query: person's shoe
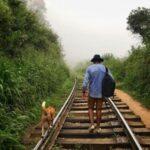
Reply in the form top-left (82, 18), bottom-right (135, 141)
top-left (95, 126), bottom-right (101, 133)
top-left (88, 125), bottom-right (95, 133)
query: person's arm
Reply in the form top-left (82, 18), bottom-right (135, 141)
top-left (82, 68), bottom-right (90, 99)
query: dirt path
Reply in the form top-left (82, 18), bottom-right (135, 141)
top-left (115, 89), bottom-right (150, 128)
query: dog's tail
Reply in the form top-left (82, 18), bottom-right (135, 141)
top-left (42, 101), bottom-right (46, 109)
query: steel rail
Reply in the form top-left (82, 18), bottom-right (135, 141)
top-left (33, 79), bottom-right (77, 150)
top-left (105, 97), bottom-right (143, 150)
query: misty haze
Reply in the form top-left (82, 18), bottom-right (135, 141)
top-left (0, 0), bottom-right (150, 149)
top-left (43, 0), bottom-right (149, 66)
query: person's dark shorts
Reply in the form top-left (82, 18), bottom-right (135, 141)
top-left (88, 96), bottom-right (103, 109)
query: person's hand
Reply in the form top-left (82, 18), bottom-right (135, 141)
top-left (82, 91), bottom-right (86, 100)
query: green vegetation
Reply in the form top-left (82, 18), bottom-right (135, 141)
top-left (103, 46), bottom-right (150, 108)
top-left (74, 61), bottom-right (90, 80)
top-left (0, 1), bottom-right (149, 149)
top-left (0, 0), bottom-right (72, 149)
top-left (75, 7), bottom-right (150, 108)
top-left (127, 7), bottom-right (150, 44)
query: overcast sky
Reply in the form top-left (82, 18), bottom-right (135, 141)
top-left (44, 0), bottom-right (150, 67)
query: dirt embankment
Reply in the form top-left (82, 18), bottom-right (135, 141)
top-left (115, 89), bottom-right (150, 128)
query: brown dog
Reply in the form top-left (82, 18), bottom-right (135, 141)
top-left (40, 101), bottom-right (55, 137)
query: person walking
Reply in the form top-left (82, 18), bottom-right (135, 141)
top-left (82, 54), bottom-right (106, 133)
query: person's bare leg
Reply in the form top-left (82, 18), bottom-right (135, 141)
top-left (88, 99), bottom-right (96, 132)
top-left (88, 108), bottom-right (94, 126)
top-left (96, 99), bottom-right (103, 127)
top-left (88, 100), bottom-right (95, 126)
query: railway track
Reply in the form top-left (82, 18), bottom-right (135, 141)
top-left (32, 80), bottom-right (150, 150)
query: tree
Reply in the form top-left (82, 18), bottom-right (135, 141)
top-left (127, 7), bottom-right (150, 43)
top-left (0, 0), bottom-right (57, 57)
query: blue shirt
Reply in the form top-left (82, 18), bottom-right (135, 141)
top-left (82, 63), bottom-right (106, 98)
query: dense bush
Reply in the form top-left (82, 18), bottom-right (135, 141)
top-left (125, 7), bottom-right (150, 107)
top-left (123, 46), bottom-right (150, 106)
top-left (0, 0), bottom-right (58, 56)
top-left (0, 0), bottom-right (72, 149)
top-left (0, 50), bottom-right (69, 108)
top-left (103, 54), bottom-right (125, 81)
top-left (102, 47), bottom-right (150, 107)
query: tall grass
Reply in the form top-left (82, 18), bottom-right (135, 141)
top-left (0, 0), bottom-right (73, 149)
